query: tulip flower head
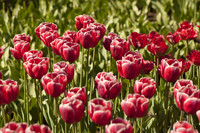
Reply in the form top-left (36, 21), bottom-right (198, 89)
top-left (103, 32), bottom-right (119, 51)
top-left (170, 121), bottom-right (198, 133)
top-left (75, 15), bottom-right (95, 30)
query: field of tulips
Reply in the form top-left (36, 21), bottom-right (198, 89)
top-left (1, 0), bottom-right (200, 133)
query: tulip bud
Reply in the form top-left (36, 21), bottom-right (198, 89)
top-left (166, 32), bottom-right (181, 44)
top-left (170, 121), bottom-right (198, 133)
top-left (128, 32), bottom-right (149, 49)
top-left (75, 15), bottom-right (94, 30)
top-left (13, 34), bottom-right (30, 43)
top-left (103, 32), bottom-right (119, 51)
top-left (23, 50), bottom-right (43, 62)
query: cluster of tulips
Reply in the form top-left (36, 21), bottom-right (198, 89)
top-left (0, 14), bottom-right (200, 132)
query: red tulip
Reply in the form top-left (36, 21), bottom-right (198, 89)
top-left (2, 122), bottom-right (28, 133)
top-left (196, 110), bottom-right (200, 123)
top-left (50, 36), bottom-right (73, 55)
top-left (41, 72), bottom-right (67, 97)
top-left (141, 60), bottom-right (154, 75)
top-left (78, 27), bottom-right (100, 49)
top-left (59, 42), bottom-right (79, 63)
top-left (88, 23), bottom-right (106, 39)
top-left (156, 53), bottom-right (174, 64)
top-left (40, 30), bottom-right (59, 47)
top-left (0, 79), bottom-right (19, 105)
top-left (178, 58), bottom-right (191, 73)
top-left (10, 40), bottom-right (30, 60)
top-left (63, 31), bottom-right (79, 43)
top-left (95, 72), bottom-right (122, 99)
top-left (166, 32), bottom-right (181, 44)
top-left (35, 22), bottom-right (57, 40)
top-left (53, 61), bottom-right (75, 83)
top-left (75, 15), bottom-right (94, 30)
top-left (147, 31), bottom-right (164, 43)
top-left (174, 79), bottom-right (193, 91)
top-left (116, 51), bottom-right (143, 79)
top-left (127, 32), bottom-right (149, 49)
top-left (25, 124), bottom-right (51, 133)
top-left (13, 34), bottom-right (30, 43)
top-left (186, 50), bottom-right (200, 66)
top-left (121, 94), bottom-right (149, 118)
top-left (147, 35), bottom-right (168, 57)
top-left (23, 50), bottom-right (43, 62)
top-left (59, 97), bottom-right (84, 124)
top-left (158, 58), bottom-right (182, 82)
top-left (105, 118), bottom-right (133, 133)
top-left (170, 121), bottom-right (198, 133)
top-left (0, 47), bottom-right (4, 59)
top-left (64, 87), bottom-right (86, 104)
top-left (103, 32), bottom-right (119, 51)
top-left (23, 57), bottom-right (49, 79)
top-left (174, 79), bottom-right (200, 114)
top-left (88, 98), bottom-right (112, 126)
top-left (134, 77), bottom-right (156, 99)
top-left (110, 38), bottom-right (130, 60)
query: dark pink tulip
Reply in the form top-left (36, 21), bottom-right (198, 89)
top-left (23, 57), bottom-right (49, 79)
top-left (10, 40), bottom-right (30, 60)
top-left (95, 72), bottom-right (122, 99)
top-left (110, 38), bottom-right (130, 60)
top-left (105, 118), bottom-right (133, 133)
top-left (147, 31), bottom-right (164, 43)
top-left (53, 61), bottom-right (75, 83)
top-left (178, 58), bottom-right (191, 73)
top-left (147, 35), bottom-right (168, 57)
top-left (174, 79), bottom-right (200, 114)
top-left (59, 42), bottom-right (79, 63)
top-left (88, 23), bottom-right (106, 39)
top-left (159, 58), bottom-right (182, 82)
top-left (2, 122), bottom-right (28, 133)
top-left (166, 32), bottom-right (181, 44)
top-left (121, 94), bottom-right (149, 118)
top-left (13, 34), bottom-right (30, 43)
top-left (75, 15), bottom-right (95, 30)
top-left (127, 32), bottom-right (149, 49)
top-left (25, 124), bottom-right (51, 133)
top-left (103, 32), bottom-right (119, 51)
top-left (35, 22), bottom-right (57, 40)
top-left (63, 31), bottom-right (79, 43)
top-left (196, 110), bottom-right (200, 123)
top-left (0, 47), bottom-right (4, 59)
top-left (116, 51), bottom-right (143, 79)
top-left (23, 50), bottom-right (43, 62)
top-left (88, 98), bottom-right (112, 126)
top-left (170, 121), bottom-right (198, 133)
top-left (41, 72), bottom-right (67, 97)
top-left (78, 27), bottom-right (100, 49)
top-left (0, 79), bottom-right (19, 105)
top-left (141, 60), bottom-right (154, 75)
top-left (64, 87), bottom-right (86, 104)
top-left (59, 97), bottom-right (84, 124)
top-left (50, 36), bottom-right (73, 55)
top-left (134, 77), bottom-right (156, 99)
top-left (40, 30), bottom-right (59, 47)
top-left (186, 50), bottom-right (200, 66)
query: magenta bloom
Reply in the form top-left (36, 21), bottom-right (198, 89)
top-left (63, 31), bottom-right (79, 43)
top-left (2, 122), bottom-right (28, 133)
top-left (13, 34), bottom-right (30, 43)
top-left (170, 121), bottom-right (198, 133)
top-left (75, 15), bottom-right (95, 30)
top-left (141, 60), bottom-right (154, 75)
top-left (25, 124), bottom-right (51, 133)
top-left (178, 58), bottom-right (191, 73)
top-left (166, 32), bottom-right (181, 44)
top-left (23, 50), bottom-right (43, 62)
top-left (103, 32), bottom-right (119, 51)
top-left (40, 30), bottom-right (59, 47)
top-left (88, 23), bottom-right (106, 39)
top-left (186, 50), bottom-right (200, 66)
top-left (128, 32), bottom-right (149, 49)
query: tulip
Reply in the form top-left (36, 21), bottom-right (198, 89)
top-left (75, 15), bottom-right (94, 30)
top-left (23, 50), bottom-right (43, 62)
top-left (41, 72), bottom-right (67, 97)
top-left (174, 79), bottom-right (193, 91)
top-left (13, 34), bottom-right (30, 43)
top-left (0, 79), bottom-right (19, 105)
top-left (105, 118), bottom-right (133, 133)
top-left (116, 51), bottom-right (143, 80)
top-left (127, 32), bottom-right (149, 49)
top-left (147, 35), bottom-right (168, 57)
top-left (35, 22), bottom-right (57, 40)
top-left (103, 32), bottom-right (119, 51)
top-left (64, 87), bottom-right (86, 104)
top-left (170, 121), bottom-right (198, 133)
top-left (88, 23), bottom-right (106, 39)
top-left (196, 110), bottom-right (200, 123)
top-left (147, 31), bottom-right (164, 43)
top-left (134, 77), bottom-right (156, 99)
top-left (25, 124), bottom-right (51, 133)
top-left (0, 47), bottom-right (4, 60)
top-left (63, 31), bottom-right (79, 43)
top-left (166, 32), bottom-right (181, 44)
top-left (178, 59), bottom-right (191, 74)
top-left (2, 122), bottom-right (28, 133)
top-left (78, 27), bottom-right (100, 49)
top-left (53, 61), bottom-right (75, 83)
top-left (40, 30), bottom-right (59, 47)
top-left (88, 98), bottom-right (112, 126)
top-left (141, 60), bottom-right (154, 75)
top-left (23, 57), bottom-right (49, 79)
top-left (156, 53), bottom-right (174, 64)
top-left (158, 58), bottom-right (182, 82)
top-left (10, 40), bottom-right (30, 60)
top-left (95, 72), bottom-right (122, 99)
top-left (59, 97), bottom-right (84, 124)
top-left (186, 50), bottom-right (200, 66)
top-left (59, 42), bottom-right (80, 63)
top-left (110, 38), bottom-right (129, 60)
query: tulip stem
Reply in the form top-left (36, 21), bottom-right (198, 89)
top-left (155, 57), bottom-right (159, 101)
top-left (72, 124), bottom-right (76, 133)
top-left (39, 80), bottom-right (43, 124)
top-left (133, 118), bottom-right (137, 133)
top-left (7, 104), bottom-right (11, 121)
top-left (34, 79), bottom-right (40, 122)
top-left (187, 115), bottom-right (191, 123)
top-left (171, 45), bottom-right (174, 57)
top-left (80, 48), bottom-right (84, 87)
top-left (86, 49), bottom-right (89, 89)
top-left (198, 66), bottom-right (200, 89)
top-left (100, 126), bottom-right (103, 133)
top-left (180, 111), bottom-right (184, 121)
top-left (65, 123), bottom-right (68, 133)
top-left (186, 40), bottom-right (189, 57)
top-left (140, 117), bottom-right (143, 133)
top-left (24, 67), bottom-right (27, 122)
top-left (110, 53), bottom-right (112, 71)
top-left (54, 97), bottom-right (58, 133)
top-left (79, 121), bottom-right (82, 133)
top-left (1, 105), bottom-right (6, 124)
top-left (165, 82), bottom-right (170, 130)
top-left (48, 47), bottom-right (52, 71)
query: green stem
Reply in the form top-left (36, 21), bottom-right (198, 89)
top-left (171, 45), bottom-right (174, 57)
top-left (180, 111), bottom-right (184, 121)
top-left (26, 71), bottom-right (29, 124)
top-left (133, 118), bottom-right (137, 133)
top-left (39, 80), bottom-right (43, 124)
top-left (1, 105), bottom-right (6, 124)
top-left (80, 48), bottom-right (84, 87)
top-left (188, 115), bottom-right (191, 123)
top-left (53, 52), bottom-right (55, 65)
top-left (79, 121), bottom-right (82, 133)
top-left (165, 82), bottom-right (170, 130)
top-left (34, 79), bottom-right (40, 122)
top-left (65, 123), bottom-right (68, 133)
top-left (114, 98), bottom-right (117, 116)
top-left (7, 104), bottom-right (11, 121)
top-left (54, 98), bottom-right (58, 133)
top-left (140, 117), bottom-right (143, 133)
top-left (72, 124), bottom-right (76, 133)
top-left (186, 40), bottom-right (189, 57)
top-left (155, 57), bottom-right (159, 101)
top-left (85, 49), bottom-right (89, 88)
top-left (110, 53), bottom-right (112, 71)
top-left (48, 47), bottom-right (52, 71)
top-left (24, 67), bottom-right (27, 120)
top-left (100, 126), bottom-right (103, 133)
